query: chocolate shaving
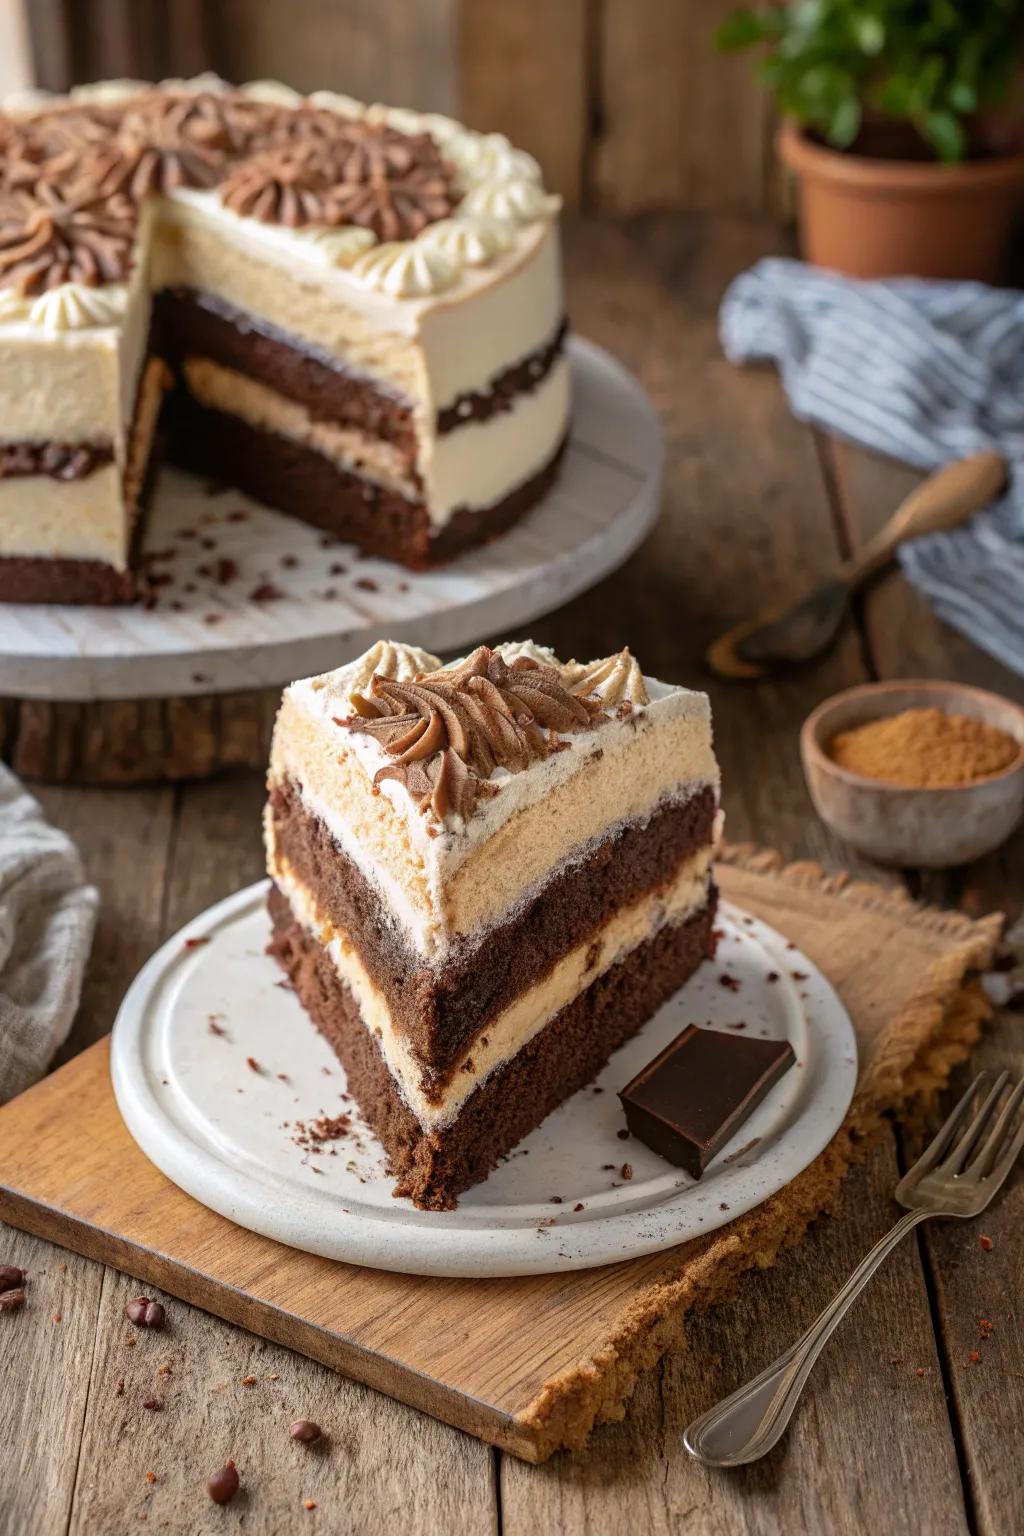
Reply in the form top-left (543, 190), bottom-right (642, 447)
top-left (341, 646), bottom-right (603, 822)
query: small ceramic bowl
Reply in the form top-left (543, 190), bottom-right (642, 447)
top-left (801, 680), bottom-right (1024, 868)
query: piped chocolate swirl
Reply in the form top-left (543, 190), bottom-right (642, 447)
top-left (338, 645), bottom-right (603, 821)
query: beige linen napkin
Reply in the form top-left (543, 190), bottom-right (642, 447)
top-left (0, 764), bottom-right (97, 1102)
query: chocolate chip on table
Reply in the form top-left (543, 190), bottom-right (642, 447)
top-left (125, 1296), bottom-right (166, 1330)
top-left (0, 1288), bottom-right (26, 1312)
top-left (289, 1419), bottom-right (322, 1444)
top-left (0, 1265), bottom-right (25, 1292)
top-left (207, 1461), bottom-right (240, 1505)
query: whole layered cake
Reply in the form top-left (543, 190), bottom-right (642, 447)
top-left (0, 75), bottom-right (567, 601)
top-left (265, 639), bottom-right (722, 1209)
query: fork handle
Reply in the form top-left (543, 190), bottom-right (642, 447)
top-left (683, 1209), bottom-right (930, 1467)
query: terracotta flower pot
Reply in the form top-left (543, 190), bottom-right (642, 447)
top-left (778, 118), bottom-right (1024, 281)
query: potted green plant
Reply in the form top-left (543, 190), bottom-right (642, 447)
top-left (718, 1), bottom-right (1024, 281)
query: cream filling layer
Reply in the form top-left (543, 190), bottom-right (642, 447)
top-left (0, 463), bottom-right (126, 565)
top-left (0, 356), bottom-right (168, 566)
top-left (182, 357), bottom-right (419, 498)
top-left (269, 682), bottom-right (719, 960)
top-left (183, 353), bottom-right (569, 525)
top-left (274, 846), bottom-right (714, 1131)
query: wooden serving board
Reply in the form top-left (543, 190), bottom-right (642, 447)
top-left (0, 852), bottom-right (1000, 1462)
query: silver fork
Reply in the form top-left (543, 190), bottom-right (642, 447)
top-left (684, 1070), bottom-right (1024, 1468)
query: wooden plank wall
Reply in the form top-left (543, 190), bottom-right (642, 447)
top-left (24, 0), bottom-right (775, 213)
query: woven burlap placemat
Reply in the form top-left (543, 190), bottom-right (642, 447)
top-left (521, 844), bottom-right (1002, 1456)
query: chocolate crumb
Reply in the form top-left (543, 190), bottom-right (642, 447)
top-left (354, 577), bottom-right (378, 592)
top-left (916, 1367), bottom-right (925, 1378)
top-left (979, 1234), bottom-right (994, 1250)
top-left (549, 1195), bottom-right (563, 1204)
top-left (766, 971), bottom-right (780, 983)
top-left (573, 1202), bottom-right (585, 1212)
top-left (289, 1419), bottom-right (322, 1443)
top-left (0, 1265), bottom-right (25, 1293)
top-left (790, 971), bottom-right (808, 981)
top-left (250, 582), bottom-right (284, 602)
top-left (621, 1163), bottom-right (633, 1180)
top-left (246, 1056), bottom-right (263, 1074)
top-left (719, 974), bottom-right (741, 991)
top-left (208, 1017), bottom-right (226, 1037)
top-left (241, 1374), bottom-right (257, 1386)
top-left (142, 1398), bottom-right (162, 1411)
top-left (617, 1128), bottom-right (630, 1140)
top-left (183, 936), bottom-right (209, 951)
top-left (0, 1288), bottom-right (26, 1312)
top-left (115, 1378), bottom-right (125, 1397)
top-left (207, 1462), bottom-right (239, 1505)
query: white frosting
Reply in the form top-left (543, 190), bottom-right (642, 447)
top-left (308, 89), bottom-right (367, 120)
top-left (462, 178), bottom-right (561, 224)
top-left (445, 131), bottom-right (543, 190)
top-left (349, 240), bottom-right (458, 299)
top-left (564, 649), bottom-right (650, 707)
top-left (308, 642), bottom-right (442, 710)
top-left (0, 290), bottom-right (31, 322)
top-left (416, 215), bottom-right (514, 267)
top-left (158, 72), bottom-right (231, 96)
top-left (69, 79), bottom-right (149, 104)
top-left (422, 353), bottom-right (569, 523)
top-left (240, 79), bottom-right (304, 106)
top-left (27, 283), bottom-right (128, 333)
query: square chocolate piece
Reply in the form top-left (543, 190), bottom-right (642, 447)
top-left (618, 1024), bottom-right (795, 1179)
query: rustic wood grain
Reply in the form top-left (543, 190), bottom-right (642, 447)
top-left (0, 1230), bottom-right (104, 1536)
top-left (66, 1268), bottom-right (496, 1534)
top-left (0, 690), bottom-right (282, 786)
top-left (458, 0), bottom-right (589, 204)
top-left (210, 0), bottom-right (457, 110)
top-left (591, 0), bottom-right (770, 214)
top-left (501, 1140), bottom-right (968, 1534)
top-left (828, 438), bottom-right (1024, 1536)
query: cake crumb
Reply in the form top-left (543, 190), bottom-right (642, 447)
top-left (979, 1234), bottom-right (993, 1250)
top-left (621, 1163), bottom-right (633, 1181)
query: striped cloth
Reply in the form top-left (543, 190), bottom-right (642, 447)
top-left (720, 257), bottom-right (1024, 676)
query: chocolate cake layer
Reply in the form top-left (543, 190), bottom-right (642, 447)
top-left (167, 391), bottom-right (567, 569)
top-left (0, 553), bottom-right (137, 604)
top-left (155, 287), bottom-right (419, 469)
top-left (0, 441), bottom-right (114, 480)
top-left (269, 881), bottom-right (719, 1209)
top-left (156, 288), bottom-right (568, 457)
top-left (270, 777), bottom-right (718, 1082)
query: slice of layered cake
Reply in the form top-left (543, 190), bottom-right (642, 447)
top-left (265, 640), bottom-right (721, 1209)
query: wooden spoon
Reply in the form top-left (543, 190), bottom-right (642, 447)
top-left (707, 451), bottom-right (1007, 680)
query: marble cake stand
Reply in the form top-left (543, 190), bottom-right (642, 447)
top-left (0, 338), bottom-right (662, 783)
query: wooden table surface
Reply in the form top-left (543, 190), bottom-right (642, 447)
top-left (2, 215), bottom-right (1022, 1535)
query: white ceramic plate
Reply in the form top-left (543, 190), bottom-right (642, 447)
top-left (111, 881), bottom-right (858, 1278)
top-left (3, 338), bottom-right (662, 701)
